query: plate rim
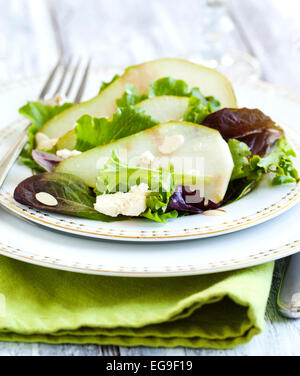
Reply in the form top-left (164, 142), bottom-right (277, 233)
top-left (0, 236), bottom-right (299, 276)
top-left (1, 182), bottom-right (300, 241)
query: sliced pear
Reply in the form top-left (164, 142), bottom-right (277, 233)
top-left (39, 58), bottom-right (237, 140)
top-left (135, 95), bottom-right (189, 122)
top-left (56, 121), bottom-right (234, 203)
top-left (56, 129), bottom-right (77, 150)
top-left (56, 96), bottom-right (190, 151)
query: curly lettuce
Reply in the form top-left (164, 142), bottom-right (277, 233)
top-left (226, 137), bottom-right (299, 203)
top-left (75, 107), bottom-right (159, 152)
top-left (95, 152), bottom-right (178, 223)
top-left (115, 77), bottom-right (221, 117)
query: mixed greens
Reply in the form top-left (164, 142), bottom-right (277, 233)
top-left (14, 58), bottom-right (299, 223)
top-left (19, 101), bottom-right (73, 171)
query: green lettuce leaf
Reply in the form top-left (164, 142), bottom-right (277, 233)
top-left (18, 153), bottom-right (44, 172)
top-left (228, 137), bottom-right (299, 186)
top-left (183, 97), bottom-right (212, 124)
top-left (255, 138), bottom-right (298, 185)
top-left (19, 101), bottom-right (73, 128)
top-left (141, 191), bottom-right (178, 223)
top-left (19, 101), bottom-right (73, 171)
top-left (75, 106), bottom-right (159, 152)
top-left (96, 151), bottom-right (174, 194)
top-left (228, 139), bottom-right (252, 181)
top-left (116, 84), bottom-right (147, 107)
top-left (183, 88), bottom-right (221, 124)
top-left (142, 206), bottom-right (178, 223)
top-left (148, 77), bottom-right (190, 97)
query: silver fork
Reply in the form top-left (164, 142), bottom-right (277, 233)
top-left (277, 254), bottom-right (300, 319)
top-left (0, 57), bottom-right (91, 188)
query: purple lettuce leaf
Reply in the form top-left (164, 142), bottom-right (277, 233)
top-left (202, 108), bottom-right (283, 157)
top-left (167, 186), bottom-right (219, 214)
top-left (32, 150), bottom-right (62, 172)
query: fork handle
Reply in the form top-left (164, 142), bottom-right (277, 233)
top-left (277, 253), bottom-right (300, 319)
top-left (0, 120), bottom-right (30, 188)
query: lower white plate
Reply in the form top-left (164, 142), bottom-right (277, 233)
top-left (0, 197), bottom-right (300, 276)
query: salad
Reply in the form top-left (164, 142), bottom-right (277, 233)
top-left (14, 58), bottom-right (299, 223)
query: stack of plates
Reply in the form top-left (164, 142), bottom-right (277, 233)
top-left (1, 70), bottom-right (300, 277)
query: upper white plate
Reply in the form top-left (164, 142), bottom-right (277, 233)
top-left (0, 70), bottom-right (300, 243)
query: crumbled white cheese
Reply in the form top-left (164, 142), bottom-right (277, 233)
top-left (36, 133), bottom-right (58, 150)
top-left (35, 192), bottom-right (58, 206)
top-left (94, 184), bottom-right (149, 217)
top-left (130, 151), bottom-right (156, 168)
top-left (56, 149), bottom-right (82, 160)
top-left (158, 134), bottom-right (184, 155)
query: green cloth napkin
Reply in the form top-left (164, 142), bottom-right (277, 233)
top-left (0, 255), bottom-right (274, 349)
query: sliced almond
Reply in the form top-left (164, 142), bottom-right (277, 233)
top-left (202, 209), bottom-right (227, 216)
top-left (35, 192), bottom-right (58, 207)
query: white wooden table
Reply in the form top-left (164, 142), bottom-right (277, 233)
top-left (0, 0), bottom-right (299, 356)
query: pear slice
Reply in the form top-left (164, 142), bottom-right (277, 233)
top-left (56, 121), bottom-right (234, 203)
top-left (56, 96), bottom-right (190, 150)
top-left (56, 129), bottom-right (77, 151)
top-left (39, 58), bottom-right (237, 140)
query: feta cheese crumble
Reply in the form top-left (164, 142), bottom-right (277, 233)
top-left (56, 149), bottom-right (82, 160)
top-left (94, 184), bottom-right (149, 217)
top-left (158, 134), bottom-right (184, 155)
top-left (131, 151), bottom-right (156, 168)
top-left (36, 133), bottom-right (58, 150)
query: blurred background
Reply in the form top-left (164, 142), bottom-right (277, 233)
top-left (0, 0), bottom-right (299, 92)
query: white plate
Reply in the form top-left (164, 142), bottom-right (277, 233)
top-left (1, 188), bottom-right (300, 276)
top-left (1, 71), bottom-right (300, 242)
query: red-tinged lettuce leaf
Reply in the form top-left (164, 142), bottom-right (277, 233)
top-left (167, 186), bottom-right (219, 214)
top-left (32, 150), bottom-right (62, 172)
top-left (167, 191), bottom-right (203, 214)
top-left (202, 108), bottom-right (284, 156)
top-left (221, 179), bottom-right (259, 205)
top-left (14, 173), bottom-right (119, 222)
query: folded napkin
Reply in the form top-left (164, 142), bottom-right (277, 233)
top-left (0, 255), bottom-right (273, 349)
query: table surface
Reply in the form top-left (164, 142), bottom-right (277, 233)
top-left (0, 0), bottom-right (300, 356)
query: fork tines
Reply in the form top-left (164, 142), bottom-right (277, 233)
top-left (38, 56), bottom-right (91, 104)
